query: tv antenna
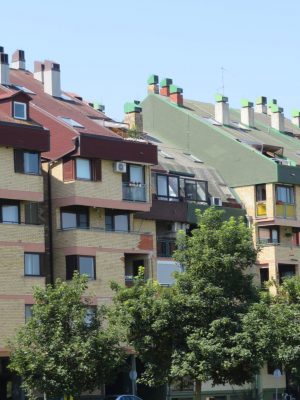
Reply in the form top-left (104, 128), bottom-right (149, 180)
top-left (221, 66), bottom-right (226, 95)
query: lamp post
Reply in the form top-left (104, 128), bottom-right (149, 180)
top-left (274, 369), bottom-right (282, 400)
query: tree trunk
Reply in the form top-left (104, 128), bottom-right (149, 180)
top-left (194, 379), bottom-right (202, 400)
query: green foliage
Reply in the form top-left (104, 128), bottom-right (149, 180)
top-left (241, 277), bottom-right (300, 384)
top-left (9, 273), bottom-right (124, 400)
top-left (111, 208), bottom-right (260, 397)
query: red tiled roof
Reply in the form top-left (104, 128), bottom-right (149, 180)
top-left (7, 69), bottom-right (121, 160)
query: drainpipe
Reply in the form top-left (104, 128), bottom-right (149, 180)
top-left (47, 161), bottom-right (54, 285)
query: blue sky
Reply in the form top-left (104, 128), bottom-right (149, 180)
top-left (1, 0), bottom-right (300, 120)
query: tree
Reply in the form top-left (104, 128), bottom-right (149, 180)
top-left (9, 273), bottom-right (124, 400)
top-left (241, 277), bottom-right (300, 391)
top-left (111, 208), bottom-right (261, 400)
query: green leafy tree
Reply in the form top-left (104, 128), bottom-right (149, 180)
top-left (112, 208), bottom-right (261, 400)
top-left (241, 277), bottom-right (300, 388)
top-left (9, 273), bottom-right (124, 400)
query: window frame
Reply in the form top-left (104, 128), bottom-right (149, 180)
top-left (123, 163), bottom-right (145, 184)
top-left (14, 149), bottom-right (41, 176)
top-left (66, 255), bottom-right (96, 280)
top-left (105, 210), bottom-right (130, 232)
top-left (24, 252), bottom-right (42, 277)
top-left (276, 185), bottom-right (295, 205)
top-left (75, 158), bottom-right (92, 181)
top-left (13, 101), bottom-right (27, 120)
top-left (60, 206), bottom-right (89, 230)
top-left (256, 184), bottom-right (266, 202)
top-left (184, 178), bottom-right (208, 203)
top-left (25, 304), bottom-right (33, 322)
top-left (156, 173), bottom-right (180, 201)
top-left (257, 226), bottom-right (280, 245)
top-left (0, 200), bottom-right (20, 224)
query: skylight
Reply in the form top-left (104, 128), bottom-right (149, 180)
top-left (58, 116), bottom-right (84, 128)
top-left (183, 152), bottom-right (203, 163)
top-left (159, 149), bottom-right (174, 159)
top-left (14, 85), bottom-right (35, 95)
top-left (60, 93), bottom-right (74, 101)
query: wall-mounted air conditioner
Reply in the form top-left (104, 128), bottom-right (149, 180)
top-left (113, 162), bottom-right (127, 173)
top-left (211, 197), bottom-right (222, 206)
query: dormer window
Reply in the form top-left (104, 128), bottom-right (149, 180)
top-left (13, 101), bottom-right (27, 120)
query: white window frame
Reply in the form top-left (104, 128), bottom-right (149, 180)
top-left (13, 101), bottom-right (27, 120)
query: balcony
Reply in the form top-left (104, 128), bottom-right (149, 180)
top-left (55, 227), bottom-right (153, 251)
top-left (275, 203), bottom-right (296, 219)
top-left (122, 183), bottom-right (147, 202)
top-left (157, 238), bottom-right (176, 258)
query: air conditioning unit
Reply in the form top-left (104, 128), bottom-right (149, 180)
top-left (211, 197), bottom-right (222, 206)
top-left (113, 162), bottom-right (127, 173)
top-left (170, 222), bottom-right (189, 232)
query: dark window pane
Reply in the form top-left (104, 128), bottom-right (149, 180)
top-left (25, 304), bottom-right (33, 322)
top-left (14, 102), bottom-right (27, 119)
top-left (25, 202), bottom-right (40, 225)
top-left (256, 184), bottom-right (266, 201)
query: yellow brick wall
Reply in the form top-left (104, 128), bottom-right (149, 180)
top-left (51, 160), bottom-right (151, 203)
top-left (0, 299), bottom-right (25, 348)
top-left (0, 223), bottom-right (45, 243)
top-left (0, 146), bottom-right (43, 195)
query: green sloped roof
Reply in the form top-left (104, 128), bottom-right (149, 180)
top-left (142, 94), bottom-right (300, 187)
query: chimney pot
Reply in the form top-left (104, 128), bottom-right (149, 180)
top-left (292, 109), bottom-right (300, 128)
top-left (0, 53), bottom-right (10, 85)
top-left (268, 99), bottom-right (277, 115)
top-left (11, 49), bottom-right (26, 70)
top-left (124, 101), bottom-right (143, 133)
top-left (240, 99), bottom-right (254, 127)
top-left (147, 74), bottom-right (159, 94)
top-left (160, 78), bottom-right (173, 97)
top-left (215, 93), bottom-right (229, 125)
top-left (169, 85), bottom-right (183, 106)
top-left (255, 96), bottom-right (267, 114)
top-left (43, 60), bottom-right (61, 97)
top-left (0, 46), bottom-right (4, 53)
top-left (271, 105), bottom-right (284, 132)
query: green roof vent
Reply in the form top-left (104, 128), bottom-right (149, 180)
top-left (271, 104), bottom-right (283, 113)
top-left (215, 93), bottom-right (228, 103)
top-left (169, 85), bottom-right (183, 94)
top-left (147, 74), bottom-right (159, 85)
top-left (124, 102), bottom-right (142, 114)
top-left (160, 78), bottom-right (173, 87)
top-left (268, 99), bottom-right (277, 107)
top-left (256, 96), bottom-right (267, 105)
top-left (241, 99), bottom-right (254, 108)
top-left (93, 102), bottom-right (105, 112)
top-left (292, 109), bottom-right (300, 118)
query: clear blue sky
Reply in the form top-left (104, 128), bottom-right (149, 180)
top-left (2, 0), bottom-right (300, 121)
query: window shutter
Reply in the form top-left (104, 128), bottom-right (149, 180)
top-left (14, 149), bottom-right (24, 173)
top-left (66, 255), bottom-right (78, 280)
top-left (92, 159), bottom-right (102, 181)
top-left (63, 158), bottom-right (75, 181)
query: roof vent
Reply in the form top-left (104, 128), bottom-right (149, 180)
top-left (271, 105), bottom-right (285, 132)
top-left (292, 110), bottom-right (300, 128)
top-left (255, 96), bottom-right (267, 114)
top-left (44, 60), bottom-right (61, 97)
top-left (215, 93), bottom-right (229, 125)
top-left (240, 99), bottom-right (254, 128)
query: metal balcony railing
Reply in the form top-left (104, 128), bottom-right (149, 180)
top-left (122, 182), bottom-right (147, 202)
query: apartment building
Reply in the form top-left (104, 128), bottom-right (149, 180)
top-left (140, 75), bottom-right (300, 400)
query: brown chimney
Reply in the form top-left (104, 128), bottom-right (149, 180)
top-left (11, 49), bottom-right (25, 70)
top-left (169, 85), bottom-right (183, 106)
top-left (160, 78), bottom-right (172, 96)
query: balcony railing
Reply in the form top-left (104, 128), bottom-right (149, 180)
top-left (122, 182), bottom-right (147, 202)
top-left (157, 238), bottom-right (177, 257)
top-left (256, 201), bottom-right (267, 217)
top-left (275, 202), bottom-right (296, 219)
top-left (58, 226), bottom-right (151, 235)
top-left (257, 238), bottom-right (280, 246)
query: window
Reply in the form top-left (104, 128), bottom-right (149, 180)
top-left (256, 184), bottom-right (266, 201)
top-left (276, 185), bottom-right (295, 204)
top-left (25, 304), bottom-right (33, 322)
top-left (123, 164), bottom-right (145, 184)
top-left (59, 116), bottom-right (84, 128)
top-left (184, 179), bottom-right (207, 202)
top-left (25, 202), bottom-right (41, 225)
top-left (76, 158), bottom-right (91, 180)
top-left (258, 227), bottom-right (279, 244)
top-left (278, 264), bottom-right (296, 284)
top-left (122, 164), bottom-right (146, 202)
top-left (0, 201), bottom-right (19, 224)
top-left (14, 85), bottom-right (35, 95)
top-left (156, 174), bottom-right (179, 201)
top-left (66, 255), bottom-right (96, 280)
top-left (14, 150), bottom-right (40, 175)
top-left (105, 210), bottom-right (129, 232)
top-left (13, 102), bottom-right (27, 120)
top-left (260, 267), bottom-right (269, 287)
top-left (61, 206), bottom-right (89, 230)
top-left (24, 253), bottom-right (42, 276)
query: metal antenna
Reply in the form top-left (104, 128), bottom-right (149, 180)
top-left (221, 66), bottom-right (226, 95)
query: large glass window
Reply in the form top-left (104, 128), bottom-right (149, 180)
top-left (76, 158), bottom-right (91, 180)
top-left (184, 179), bottom-right (207, 202)
top-left (1, 202), bottom-right (19, 224)
top-left (105, 210), bottom-right (129, 232)
top-left (156, 174), bottom-right (179, 201)
top-left (276, 185), bottom-right (295, 204)
top-left (61, 206), bottom-right (89, 229)
top-left (14, 102), bottom-right (27, 120)
top-left (24, 253), bottom-right (41, 276)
